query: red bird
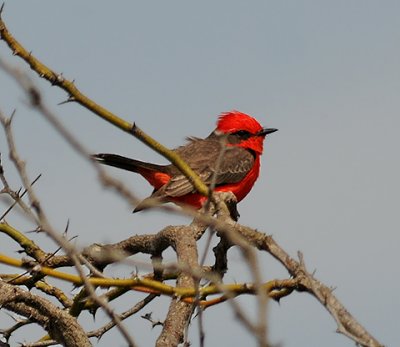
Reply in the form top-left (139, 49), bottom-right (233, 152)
top-left (94, 111), bottom-right (277, 213)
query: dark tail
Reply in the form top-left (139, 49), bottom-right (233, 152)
top-left (93, 153), bottom-right (167, 173)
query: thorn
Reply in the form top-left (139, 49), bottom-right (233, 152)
top-left (90, 307), bottom-right (98, 320)
top-left (9, 108), bottom-right (16, 120)
top-left (152, 321), bottom-right (162, 329)
top-left (142, 313), bottom-right (152, 320)
top-left (58, 99), bottom-right (69, 106)
top-left (64, 219), bottom-right (70, 234)
top-left (32, 225), bottom-right (43, 233)
top-left (130, 122), bottom-right (137, 135)
top-left (67, 235), bottom-right (78, 242)
top-left (58, 96), bottom-right (76, 105)
top-left (32, 174), bottom-right (42, 185)
top-left (141, 312), bottom-right (163, 328)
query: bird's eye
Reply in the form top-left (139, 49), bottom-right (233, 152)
top-left (234, 130), bottom-right (251, 139)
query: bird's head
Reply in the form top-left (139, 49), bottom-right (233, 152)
top-left (215, 110), bottom-right (277, 154)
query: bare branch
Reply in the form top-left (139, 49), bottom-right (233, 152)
top-left (88, 294), bottom-right (157, 340)
top-left (228, 224), bottom-right (383, 347)
top-left (0, 280), bottom-right (91, 347)
top-left (156, 222), bottom-right (205, 347)
top-left (0, 106), bottom-right (137, 346)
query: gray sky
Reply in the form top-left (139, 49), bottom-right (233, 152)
top-left (1, 1), bottom-right (399, 346)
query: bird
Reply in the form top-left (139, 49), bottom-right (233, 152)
top-left (93, 110), bottom-right (277, 215)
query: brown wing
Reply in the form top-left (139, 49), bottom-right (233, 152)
top-left (155, 137), bottom-right (255, 198)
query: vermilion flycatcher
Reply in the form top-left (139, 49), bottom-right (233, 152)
top-left (94, 110), bottom-right (277, 212)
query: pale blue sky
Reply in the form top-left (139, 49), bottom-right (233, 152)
top-left (1, 1), bottom-right (399, 346)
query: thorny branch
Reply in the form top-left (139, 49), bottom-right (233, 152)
top-left (0, 109), bottom-right (138, 347)
top-left (0, 8), bottom-right (384, 347)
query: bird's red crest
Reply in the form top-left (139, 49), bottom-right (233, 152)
top-left (216, 110), bottom-right (263, 134)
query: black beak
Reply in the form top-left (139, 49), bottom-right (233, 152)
top-left (257, 128), bottom-right (278, 136)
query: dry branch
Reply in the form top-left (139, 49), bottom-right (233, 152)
top-left (229, 223), bottom-right (383, 347)
top-left (0, 280), bottom-right (91, 347)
